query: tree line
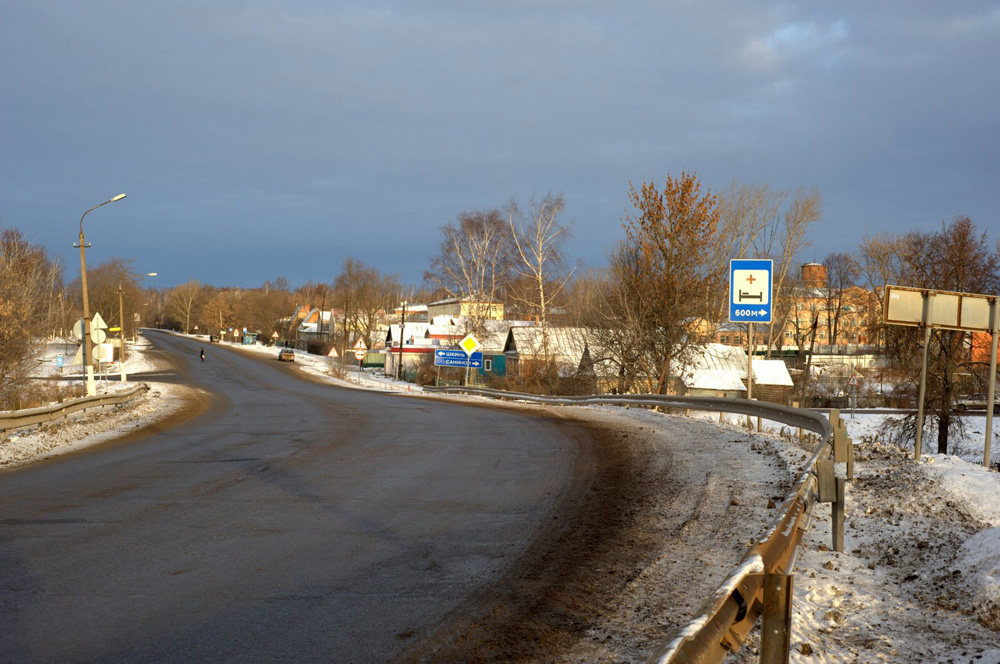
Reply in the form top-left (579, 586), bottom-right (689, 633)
top-left (3, 175), bottom-right (998, 455)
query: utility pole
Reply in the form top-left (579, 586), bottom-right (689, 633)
top-left (396, 301), bottom-right (407, 381)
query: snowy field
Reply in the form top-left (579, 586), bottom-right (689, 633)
top-left (6, 335), bottom-right (1000, 662)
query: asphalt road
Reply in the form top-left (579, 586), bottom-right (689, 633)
top-left (0, 331), bottom-right (589, 663)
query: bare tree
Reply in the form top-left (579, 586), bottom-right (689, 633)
top-left (166, 280), bottom-right (205, 334)
top-left (822, 252), bottom-right (860, 345)
top-left (887, 217), bottom-right (1000, 453)
top-left (762, 189), bottom-right (823, 357)
top-left (425, 208), bottom-right (516, 334)
top-left (507, 192), bottom-right (573, 359)
top-left (0, 228), bottom-right (61, 407)
top-left (713, 185), bottom-right (822, 357)
top-left (334, 258), bottom-right (400, 348)
top-left (239, 284), bottom-right (295, 338)
top-left (199, 289), bottom-right (238, 337)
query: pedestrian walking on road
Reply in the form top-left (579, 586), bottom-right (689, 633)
top-left (200, 348), bottom-right (205, 362)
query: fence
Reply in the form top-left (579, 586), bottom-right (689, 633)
top-left (0, 384), bottom-right (150, 442)
top-left (425, 387), bottom-right (853, 664)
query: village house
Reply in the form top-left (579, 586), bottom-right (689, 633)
top-left (427, 295), bottom-right (504, 321)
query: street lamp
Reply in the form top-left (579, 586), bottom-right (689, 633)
top-left (118, 271), bottom-right (156, 382)
top-left (76, 193), bottom-right (126, 396)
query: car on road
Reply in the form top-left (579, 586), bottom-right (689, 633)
top-left (277, 348), bottom-right (295, 362)
top-left (956, 393), bottom-right (1000, 414)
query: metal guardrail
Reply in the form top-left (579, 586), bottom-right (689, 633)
top-left (0, 384), bottom-right (150, 441)
top-left (425, 386), bottom-right (849, 663)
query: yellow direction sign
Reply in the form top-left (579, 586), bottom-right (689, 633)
top-left (459, 334), bottom-right (480, 355)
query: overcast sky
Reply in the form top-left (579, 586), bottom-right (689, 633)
top-left (2, 2), bottom-right (998, 290)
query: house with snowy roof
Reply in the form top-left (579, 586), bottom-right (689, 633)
top-left (670, 343), bottom-right (794, 403)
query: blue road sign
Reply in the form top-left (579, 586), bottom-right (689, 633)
top-left (729, 259), bottom-right (773, 323)
top-left (434, 349), bottom-right (483, 368)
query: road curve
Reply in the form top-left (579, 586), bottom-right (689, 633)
top-left (0, 331), bottom-right (593, 663)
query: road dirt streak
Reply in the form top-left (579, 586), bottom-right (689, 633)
top-left (399, 405), bottom-right (794, 663)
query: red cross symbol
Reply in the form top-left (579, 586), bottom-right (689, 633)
top-left (746, 274), bottom-right (756, 284)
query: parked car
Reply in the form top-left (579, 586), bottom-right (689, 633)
top-left (956, 393), bottom-right (1000, 414)
top-left (277, 348), bottom-right (295, 362)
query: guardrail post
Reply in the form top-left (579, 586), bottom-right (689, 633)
top-left (760, 572), bottom-right (793, 664)
top-left (832, 477), bottom-right (846, 552)
top-left (834, 420), bottom-right (854, 480)
top-left (793, 401), bottom-right (803, 444)
top-left (718, 392), bottom-right (725, 423)
top-left (817, 460), bottom-right (846, 552)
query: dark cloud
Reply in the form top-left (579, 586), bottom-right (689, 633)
top-left (2, 2), bottom-right (998, 287)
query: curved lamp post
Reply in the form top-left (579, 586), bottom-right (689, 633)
top-left (76, 193), bottom-right (126, 396)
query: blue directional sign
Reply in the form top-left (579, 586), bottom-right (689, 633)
top-left (434, 349), bottom-right (483, 368)
top-left (729, 259), bottom-right (773, 323)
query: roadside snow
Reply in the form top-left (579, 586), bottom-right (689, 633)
top-left (1, 335), bottom-right (187, 470)
top-left (8, 335), bottom-right (1000, 661)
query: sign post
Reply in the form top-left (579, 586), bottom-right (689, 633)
top-left (353, 339), bottom-right (367, 384)
top-left (848, 374), bottom-right (859, 418)
top-left (730, 259), bottom-right (773, 400)
top-left (459, 334), bottom-right (480, 386)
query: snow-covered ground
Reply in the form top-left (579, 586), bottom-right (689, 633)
top-left (7, 335), bottom-right (1000, 662)
top-left (0, 335), bottom-right (189, 469)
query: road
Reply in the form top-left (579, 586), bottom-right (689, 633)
top-left (0, 331), bottom-right (593, 663)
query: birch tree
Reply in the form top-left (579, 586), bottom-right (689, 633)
top-left (508, 192), bottom-right (573, 357)
top-left (425, 208), bottom-right (516, 333)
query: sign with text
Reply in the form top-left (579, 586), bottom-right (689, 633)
top-left (729, 259), bottom-right (773, 323)
top-left (434, 349), bottom-right (483, 368)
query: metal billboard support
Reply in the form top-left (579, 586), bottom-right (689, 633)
top-left (914, 293), bottom-right (933, 461)
top-left (984, 298), bottom-right (999, 467)
top-left (885, 285), bottom-right (998, 466)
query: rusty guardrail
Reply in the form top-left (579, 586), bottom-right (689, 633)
top-left (425, 386), bottom-right (852, 663)
top-left (0, 383), bottom-right (150, 441)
